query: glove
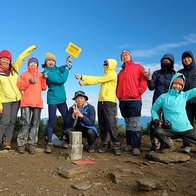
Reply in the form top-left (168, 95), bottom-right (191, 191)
top-left (144, 69), bottom-right (152, 80)
top-left (66, 55), bottom-right (72, 63)
top-left (65, 61), bottom-right (72, 70)
top-left (29, 77), bottom-right (36, 84)
top-left (65, 56), bottom-right (72, 70)
top-left (42, 72), bottom-right (48, 79)
top-left (154, 119), bottom-right (162, 128)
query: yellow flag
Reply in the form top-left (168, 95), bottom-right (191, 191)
top-left (65, 42), bottom-right (82, 58)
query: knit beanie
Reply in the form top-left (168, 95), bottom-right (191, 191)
top-left (44, 52), bottom-right (56, 63)
top-left (173, 77), bottom-right (184, 86)
top-left (28, 57), bottom-right (39, 65)
top-left (120, 50), bottom-right (132, 60)
top-left (0, 50), bottom-right (12, 61)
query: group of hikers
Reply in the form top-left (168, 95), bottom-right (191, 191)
top-left (1, 45), bottom-right (196, 156)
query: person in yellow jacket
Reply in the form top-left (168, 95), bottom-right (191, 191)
top-left (75, 59), bottom-right (122, 155)
top-left (17, 57), bottom-right (47, 154)
top-left (0, 45), bottom-right (37, 150)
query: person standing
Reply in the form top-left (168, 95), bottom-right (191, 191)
top-left (64, 91), bottom-right (98, 153)
top-left (42, 52), bottom-right (72, 154)
top-left (178, 51), bottom-right (196, 153)
top-left (116, 50), bottom-right (147, 155)
top-left (16, 57), bottom-right (47, 154)
top-left (0, 45), bottom-right (37, 150)
top-left (75, 59), bottom-right (122, 155)
top-left (144, 53), bottom-right (176, 151)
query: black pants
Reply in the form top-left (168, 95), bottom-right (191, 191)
top-left (64, 127), bottom-right (97, 146)
top-left (98, 101), bottom-right (120, 145)
top-left (183, 104), bottom-right (196, 147)
top-left (154, 127), bottom-right (196, 146)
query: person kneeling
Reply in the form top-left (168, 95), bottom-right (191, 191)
top-left (151, 73), bottom-right (196, 153)
top-left (63, 91), bottom-right (98, 153)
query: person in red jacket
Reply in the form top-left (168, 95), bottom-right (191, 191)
top-left (16, 57), bottom-right (47, 154)
top-left (116, 50), bottom-right (147, 155)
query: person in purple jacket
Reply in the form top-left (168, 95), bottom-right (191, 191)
top-left (144, 53), bottom-right (176, 151)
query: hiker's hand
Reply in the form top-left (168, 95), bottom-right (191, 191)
top-left (79, 80), bottom-right (84, 86)
top-left (75, 74), bottom-right (82, 79)
top-left (154, 119), bottom-right (162, 128)
top-left (144, 69), bottom-right (152, 80)
top-left (29, 77), bottom-right (36, 84)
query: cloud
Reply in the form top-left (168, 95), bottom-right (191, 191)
top-left (118, 44), bottom-right (132, 49)
top-left (119, 33), bottom-right (196, 57)
top-left (183, 33), bottom-right (196, 43)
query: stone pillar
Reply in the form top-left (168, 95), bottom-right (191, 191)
top-left (68, 131), bottom-right (83, 160)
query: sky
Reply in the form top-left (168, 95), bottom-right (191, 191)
top-left (1, 0), bottom-right (196, 119)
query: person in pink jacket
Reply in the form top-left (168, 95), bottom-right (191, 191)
top-left (17, 57), bottom-right (47, 154)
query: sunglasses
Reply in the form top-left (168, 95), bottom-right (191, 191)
top-left (103, 60), bottom-right (109, 66)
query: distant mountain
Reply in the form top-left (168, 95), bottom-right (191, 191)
top-left (118, 116), bottom-right (151, 128)
top-left (41, 116), bottom-right (151, 128)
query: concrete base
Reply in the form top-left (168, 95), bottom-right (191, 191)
top-left (69, 131), bottom-right (83, 160)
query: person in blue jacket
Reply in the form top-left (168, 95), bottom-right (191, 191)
top-left (63, 91), bottom-right (98, 153)
top-left (42, 52), bottom-right (72, 154)
top-left (151, 73), bottom-right (196, 153)
top-left (144, 53), bottom-right (176, 151)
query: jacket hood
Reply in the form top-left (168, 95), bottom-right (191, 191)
top-left (160, 53), bottom-right (174, 69)
top-left (104, 59), bottom-right (117, 74)
top-left (169, 72), bottom-right (185, 91)
top-left (181, 50), bottom-right (195, 70)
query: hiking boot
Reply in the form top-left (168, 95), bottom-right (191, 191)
top-left (29, 145), bottom-right (36, 154)
top-left (62, 140), bottom-right (69, 149)
top-left (18, 145), bottom-right (26, 154)
top-left (150, 145), bottom-right (157, 152)
top-left (45, 143), bottom-right (53, 154)
top-left (98, 143), bottom-right (110, 153)
top-left (114, 148), bottom-right (122, 156)
top-left (3, 140), bottom-right (11, 150)
top-left (150, 143), bottom-right (160, 151)
top-left (123, 145), bottom-right (132, 152)
top-left (181, 146), bottom-right (191, 154)
top-left (87, 145), bottom-right (95, 153)
top-left (133, 148), bottom-right (140, 156)
top-left (161, 143), bottom-right (176, 153)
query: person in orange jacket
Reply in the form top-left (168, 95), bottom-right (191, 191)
top-left (17, 57), bottom-right (47, 154)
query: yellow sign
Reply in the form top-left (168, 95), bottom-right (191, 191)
top-left (65, 42), bottom-right (82, 58)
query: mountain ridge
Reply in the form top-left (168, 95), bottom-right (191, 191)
top-left (42, 116), bottom-right (151, 128)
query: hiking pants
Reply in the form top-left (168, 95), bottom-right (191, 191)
top-left (119, 100), bottom-right (142, 149)
top-left (0, 101), bottom-right (20, 142)
top-left (98, 101), bottom-right (120, 145)
top-left (17, 107), bottom-right (41, 146)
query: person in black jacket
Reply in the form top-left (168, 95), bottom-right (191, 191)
top-left (144, 53), bottom-right (176, 151)
top-left (178, 51), bottom-right (196, 153)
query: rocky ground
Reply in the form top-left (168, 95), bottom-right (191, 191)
top-left (0, 135), bottom-right (196, 196)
